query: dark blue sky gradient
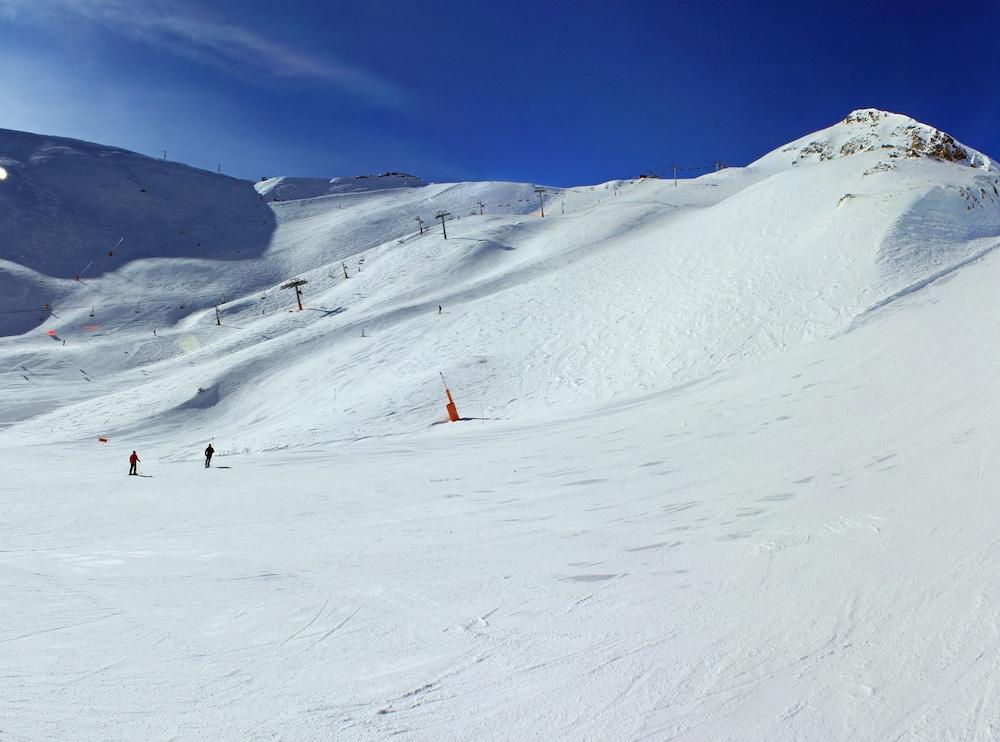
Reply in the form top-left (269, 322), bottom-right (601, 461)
top-left (2, 0), bottom-right (998, 185)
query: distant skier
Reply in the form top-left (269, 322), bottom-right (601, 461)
top-left (128, 450), bottom-right (140, 476)
top-left (204, 444), bottom-right (215, 468)
top-left (438, 305), bottom-right (442, 314)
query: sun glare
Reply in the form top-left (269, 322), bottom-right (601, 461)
top-left (0, 166), bottom-right (7, 181)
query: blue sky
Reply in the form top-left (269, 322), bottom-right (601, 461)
top-left (2, 0), bottom-right (998, 186)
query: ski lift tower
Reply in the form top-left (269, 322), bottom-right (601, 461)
top-left (435, 210), bottom-right (451, 239)
top-left (534, 186), bottom-right (547, 217)
top-left (280, 278), bottom-right (308, 311)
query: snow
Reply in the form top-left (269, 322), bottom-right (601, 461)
top-left (3, 110), bottom-right (1000, 739)
top-left (754, 108), bottom-right (996, 172)
top-left (256, 173), bottom-right (428, 201)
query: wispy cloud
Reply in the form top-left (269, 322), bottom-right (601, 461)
top-left (0, 0), bottom-right (409, 109)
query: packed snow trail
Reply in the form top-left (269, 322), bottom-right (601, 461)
top-left (6, 240), bottom-right (1000, 738)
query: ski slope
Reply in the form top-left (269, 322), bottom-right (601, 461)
top-left (4, 110), bottom-right (999, 451)
top-left (3, 109), bottom-right (1000, 740)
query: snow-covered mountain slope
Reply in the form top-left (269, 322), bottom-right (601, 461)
top-left (0, 128), bottom-right (277, 278)
top-left (2, 110), bottom-right (999, 449)
top-left (257, 172), bottom-right (427, 201)
top-left (5, 109), bottom-right (1000, 740)
top-left (5, 157), bottom-right (1000, 739)
top-left (755, 107), bottom-right (995, 172)
top-left (0, 128), bottom-right (277, 336)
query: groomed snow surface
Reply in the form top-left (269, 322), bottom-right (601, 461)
top-left (4, 109), bottom-right (1000, 739)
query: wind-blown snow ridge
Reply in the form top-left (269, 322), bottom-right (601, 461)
top-left (256, 172), bottom-right (427, 201)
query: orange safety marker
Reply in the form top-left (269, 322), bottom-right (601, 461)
top-left (446, 388), bottom-right (460, 422)
top-left (440, 372), bottom-right (461, 422)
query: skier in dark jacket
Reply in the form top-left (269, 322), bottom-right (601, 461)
top-left (129, 451), bottom-right (140, 475)
top-left (204, 444), bottom-right (215, 468)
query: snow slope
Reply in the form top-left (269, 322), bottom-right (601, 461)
top-left (2, 110), bottom-right (999, 449)
top-left (257, 173), bottom-right (427, 201)
top-left (0, 127), bottom-right (277, 337)
top-left (3, 109), bottom-right (1000, 740)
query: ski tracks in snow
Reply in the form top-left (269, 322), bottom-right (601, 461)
top-left (294, 607), bottom-right (360, 656)
top-left (278, 597), bottom-right (361, 656)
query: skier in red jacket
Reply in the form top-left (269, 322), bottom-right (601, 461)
top-left (129, 450), bottom-right (140, 476)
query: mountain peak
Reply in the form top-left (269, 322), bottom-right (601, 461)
top-left (843, 107), bottom-right (911, 125)
top-left (755, 108), bottom-right (994, 173)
